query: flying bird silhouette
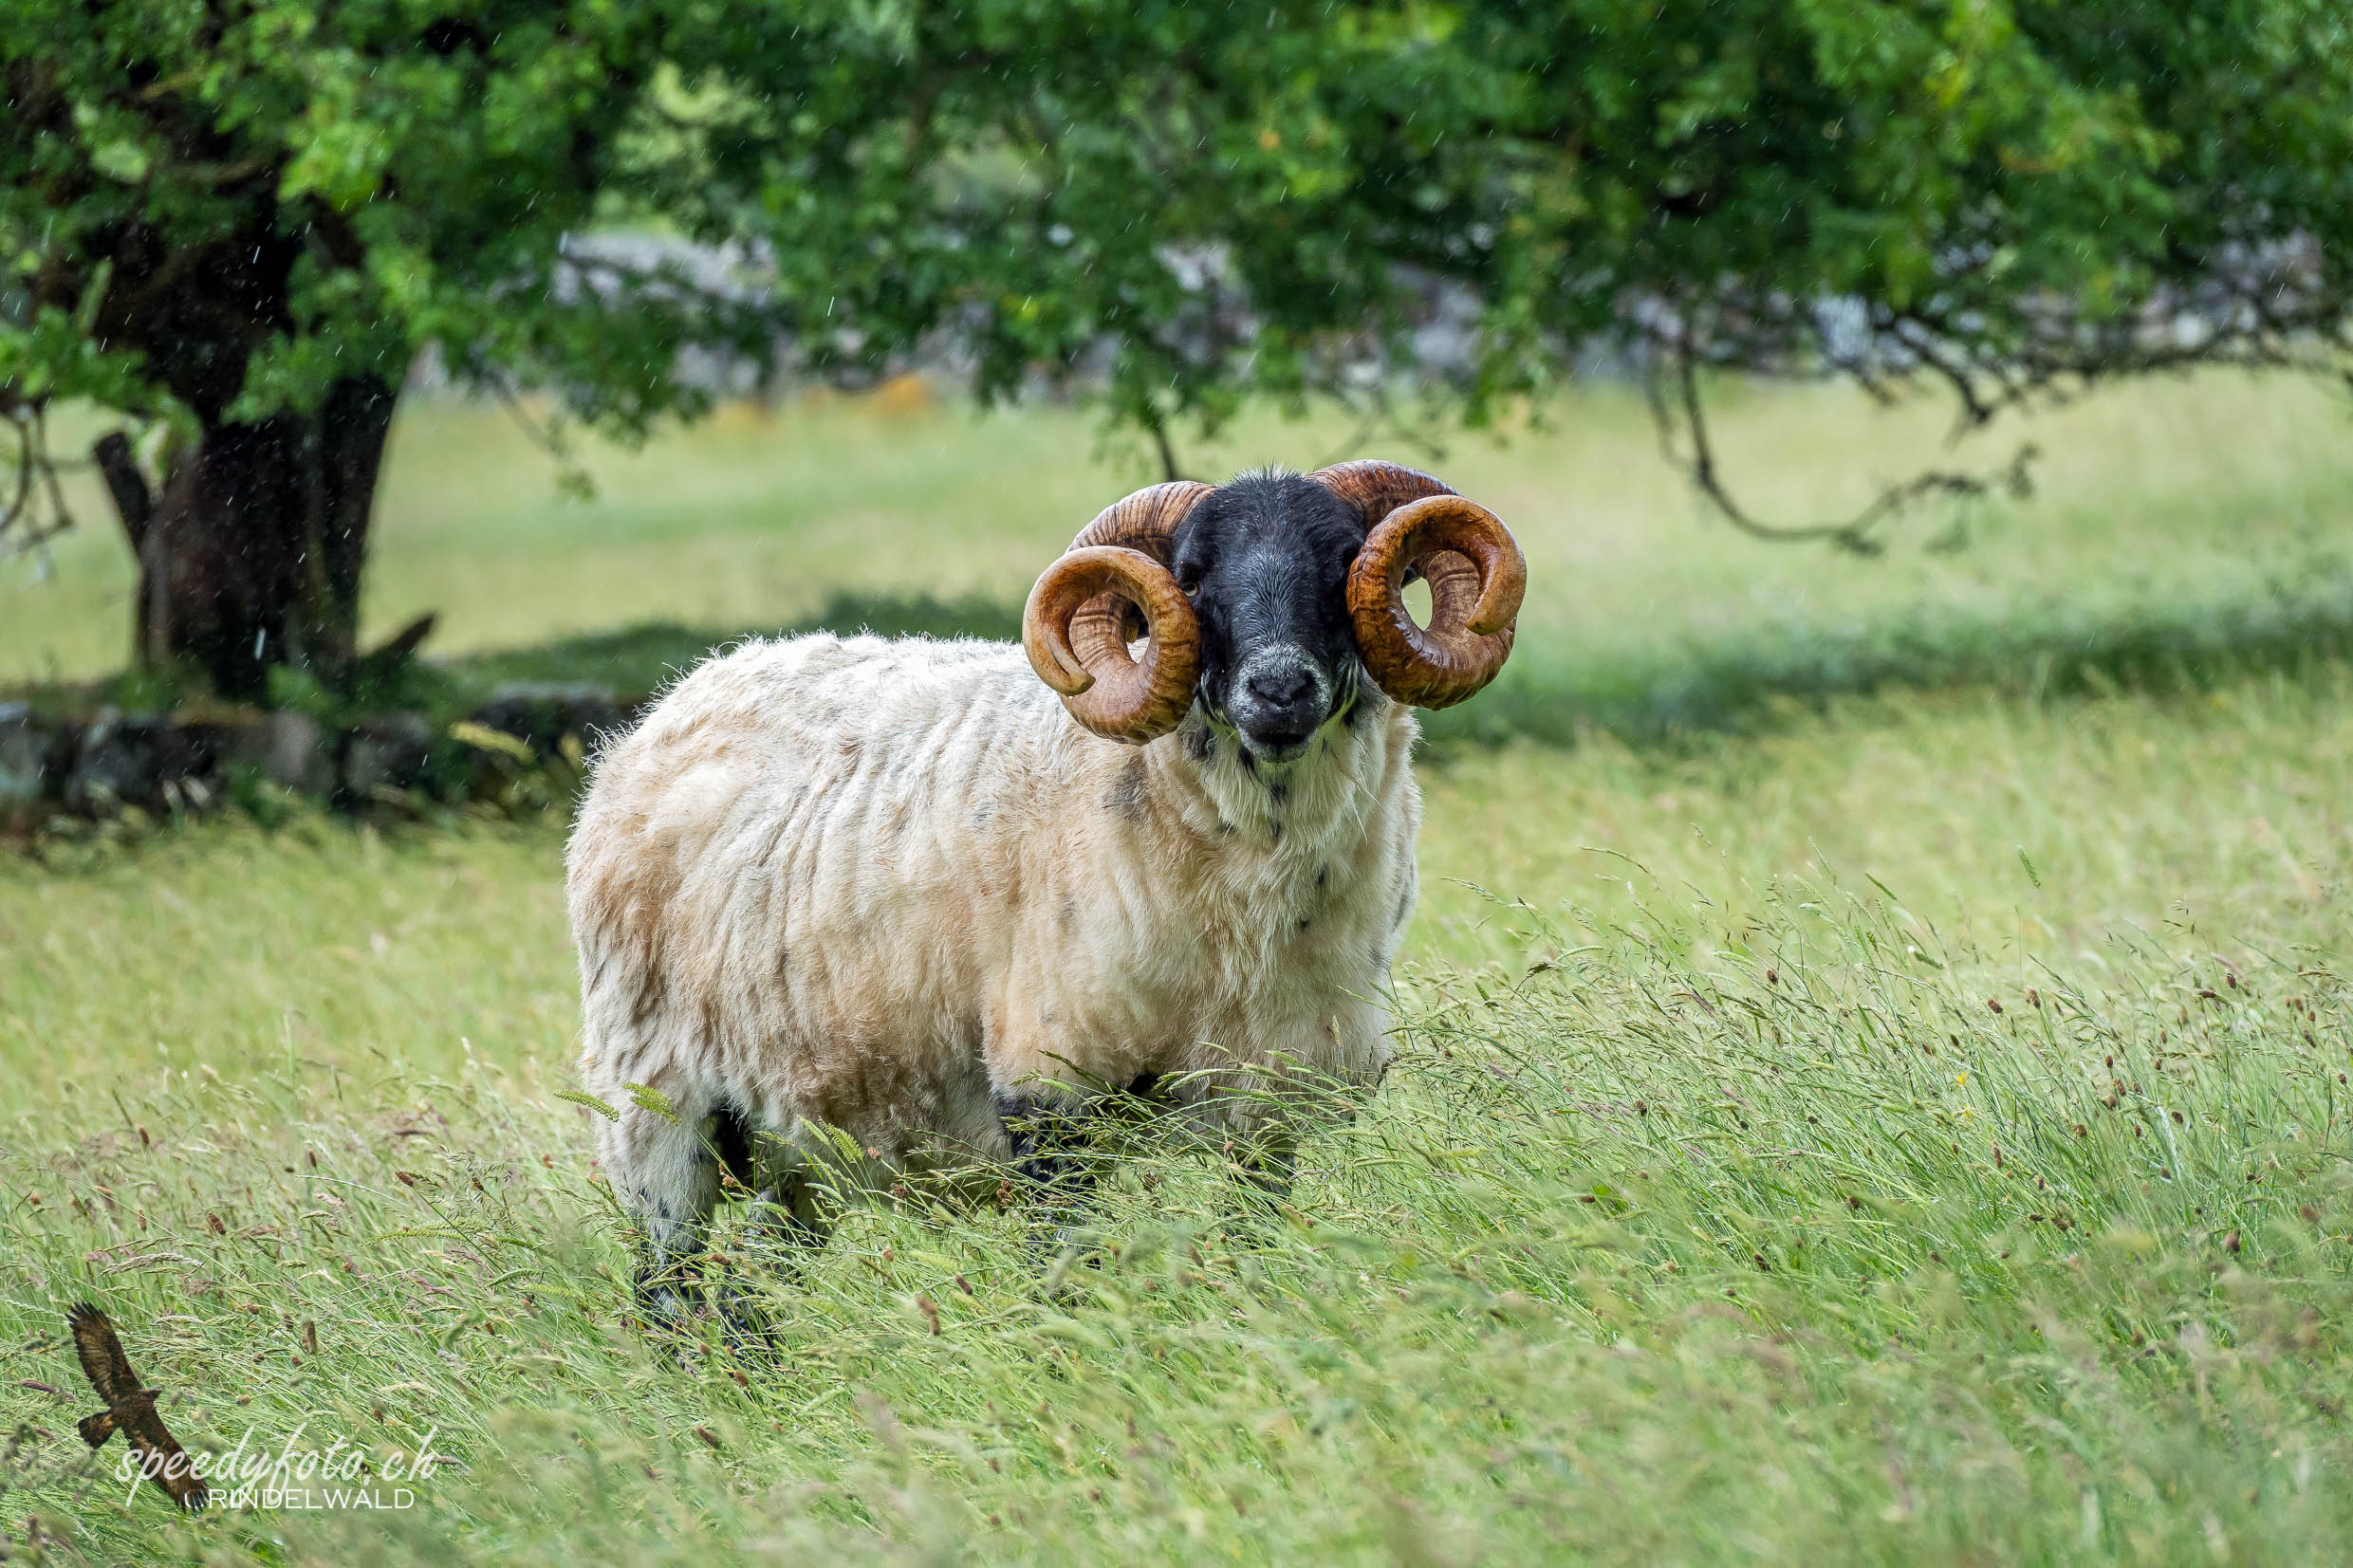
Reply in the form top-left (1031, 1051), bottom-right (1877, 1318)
top-left (65, 1302), bottom-right (205, 1510)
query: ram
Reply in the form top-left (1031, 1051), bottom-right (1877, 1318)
top-left (567, 461), bottom-right (1526, 1319)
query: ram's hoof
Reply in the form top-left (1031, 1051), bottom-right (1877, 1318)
top-left (714, 1288), bottom-right (785, 1360)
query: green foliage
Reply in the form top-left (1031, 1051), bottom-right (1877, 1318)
top-left (0, 0), bottom-right (785, 435)
top-left (683, 0), bottom-right (2353, 460)
top-left (7, 0), bottom-right (2349, 487)
top-left (5, 0), bottom-right (2350, 690)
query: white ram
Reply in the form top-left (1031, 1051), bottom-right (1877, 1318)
top-left (566, 461), bottom-right (1525, 1306)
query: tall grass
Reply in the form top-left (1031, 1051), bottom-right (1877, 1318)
top-left (5, 367), bottom-right (2350, 1562)
top-left (5, 664), bottom-right (2352, 1563)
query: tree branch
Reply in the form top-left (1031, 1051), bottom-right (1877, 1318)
top-left (1312, 380), bottom-right (1447, 471)
top-left (1651, 337), bottom-right (2036, 557)
top-left (1146, 412), bottom-right (1189, 484)
top-left (0, 405), bottom-right (81, 559)
top-left (491, 381), bottom-right (598, 500)
top-left (0, 415), bottom-right (34, 543)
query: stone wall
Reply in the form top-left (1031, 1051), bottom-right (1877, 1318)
top-left (0, 683), bottom-right (631, 829)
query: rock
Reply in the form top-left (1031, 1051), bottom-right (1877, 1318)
top-left (260, 710), bottom-right (337, 795)
top-left (341, 713), bottom-right (437, 797)
top-left (216, 710), bottom-right (337, 796)
top-left (467, 682), bottom-right (627, 761)
top-left (63, 711), bottom-right (215, 815)
top-left (0, 704), bottom-right (60, 811)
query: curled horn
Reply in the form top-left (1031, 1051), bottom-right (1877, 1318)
top-left (1312, 460), bottom-right (1528, 710)
top-left (1021, 481), bottom-right (1212, 742)
top-left (1068, 480), bottom-right (1211, 562)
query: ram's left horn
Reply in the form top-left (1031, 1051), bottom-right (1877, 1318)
top-left (1342, 489), bottom-right (1526, 710)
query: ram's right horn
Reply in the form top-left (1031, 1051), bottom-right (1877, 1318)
top-left (1023, 482), bottom-right (1212, 741)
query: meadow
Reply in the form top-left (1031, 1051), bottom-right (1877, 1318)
top-left (3, 372), bottom-right (2353, 1564)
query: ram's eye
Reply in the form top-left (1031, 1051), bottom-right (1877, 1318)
top-left (1175, 565), bottom-right (1202, 594)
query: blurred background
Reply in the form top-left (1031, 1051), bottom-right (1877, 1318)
top-left (8, 8), bottom-right (2353, 1560)
top-left (4, 369), bottom-right (2353, 752)
top-left (6, 0), bottom-right (2350, 743)
top-left (8, 368), bottom-right (2352, 744)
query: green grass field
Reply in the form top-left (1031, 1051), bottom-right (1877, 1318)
top-left (4, 374), bottom-right (2353, 1564)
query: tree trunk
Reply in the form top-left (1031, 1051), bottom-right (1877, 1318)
top-left (106, 376), bottom-right (398, 702)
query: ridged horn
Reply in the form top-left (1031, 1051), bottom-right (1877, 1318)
top-left (1022, 482), bottom-right (1211, 741)
top-left (1069, 480), bottom-right (1212, 562)
top-left (1313, 461), bottom-right (1527, 710)
top-left (1309, 459), bottom-right (1456, 526)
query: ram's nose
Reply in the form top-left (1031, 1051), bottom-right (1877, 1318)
top-left (1245, 662), bottom-right (1315, 711)
top-left (1232, 653), bottom-right (1327, 757)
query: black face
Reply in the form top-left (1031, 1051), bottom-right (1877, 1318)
top-left (1169, 471), bottom-right (1369, 761)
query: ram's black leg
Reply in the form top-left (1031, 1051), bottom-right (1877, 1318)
top-left (1236, 1134), bottom-right (1297, 1200)
top-left (996, 1093), bottom-right (1099, 1204)
top-left (995, 1093), bottom-right (1101, 1259)
top-left (705, 1106), bottom-right (834, 1355)
top-left (709, 1185), bottom-right (819, 1358)
top-left (1222, 1126), bottom-right (1299, 1242)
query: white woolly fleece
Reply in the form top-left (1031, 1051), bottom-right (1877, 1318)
top-left (566, 632), bottom-right (1419, 1261)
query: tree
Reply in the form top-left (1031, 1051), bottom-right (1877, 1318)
top-left (748, 0), bottom-right (2352, 550)
top-left (2, 0), bottom-right (782, 697)
top-left (7, 1), bottom-right (2350, 703)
